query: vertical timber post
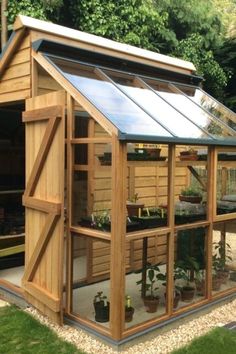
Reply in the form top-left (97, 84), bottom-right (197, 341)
top-left (110, 135), bottom-right (127, 340)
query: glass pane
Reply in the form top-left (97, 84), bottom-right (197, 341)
top-left (74, 144), bottom-right (88, 165)
top-left (154, 83), bottom-right (233, 139)
top-left (176, 85), bottom-right (236, 131)
top-left (74, 113), bottom-right (89, 139)
top-left (125, 235), bottom-right (168, 328)
top-left (126, 143), bottom-right (168, 229)
top-left (72, 234), bottom-right (111, 328)
top-left (216, 149), bottom-right (236, 216)
top-left (175, 227), bottom-right (207, 310)
top-left (105, 71), bottom-right (210, 139)
top-left (73, 142), bottom-right (112, 229)
top-left (175, 145), bottom-right (207, 225)
top-left (212, 221), bottom-right (236, 295)
top-left (46, 56), bottom-right (171, 137)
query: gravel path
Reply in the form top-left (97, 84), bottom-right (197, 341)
top-left (24, 298), bottom-right (236, 354)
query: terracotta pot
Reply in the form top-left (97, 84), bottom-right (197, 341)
top-left (148, 148), bottom-right (161, 159)
top-left (212, 276), bottom-right (221, 291)
top-left (195, 279), bottom-right (206, 296)
top-left (143, 296), bottom-right (160, 313)
top-left (179, 195), bottom-right (202, 204)
top-left (217, 270), bottom-right (229, 284)
top-left (181, 286), bottom-right (195, 302)
top-left (126, 202), bottom-right (144, 217)
top-left (173, 291), bottom-right (181, 309)
top-left (180, 150), bottom-right (197, 156)
top-left (164, 291), bottom-right (181, 309)
top-left (125, 307), bottom-right (134, 322)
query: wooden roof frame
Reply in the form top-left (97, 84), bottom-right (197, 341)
top-left (12, 15), bottom-right (196, 74)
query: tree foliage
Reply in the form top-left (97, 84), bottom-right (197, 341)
top-left (174, 34), bottom-right (228, 99)
top-left (156, 0), bottom-right (223, 49)
top-left (215, 37), bottom-right (236, 111)
top-left (5, 0), bottom-right (63, 28)
top-left (69, 0), bottom-right (176, 52)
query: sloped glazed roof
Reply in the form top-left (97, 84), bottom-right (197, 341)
top-left (33, 43), bottom-right (236, 145)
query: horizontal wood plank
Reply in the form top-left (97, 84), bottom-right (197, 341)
top-left (22, 195), bottom-right (61, 214)
top-left (1, 62), bottom-right (30, 81)
top-left (0, 76), bottom-right (30, 94)
top-left (23, 105), bottom-right (63, 122)
top-left (23, 282), bottom-right (60, 312)
top-left (0, 89), bottom-right (30, 103)
top-left (9, 48), bottom-right (30, 66)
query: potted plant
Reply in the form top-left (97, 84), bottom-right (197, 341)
top-left (93, 291), bottom-right (110, 322)
top-left (179, 148), bottom-right (198, 161)
top-left (126, 193), bottom-right (144, 217)
top-left (179, 187), bottom-right (202, 204)
top-left (175, 256), bottom-right (199, 302)
top-left (125, 295), bottom-right (135, 322)
top-left (80, 211), bottom-right (144, 232)
top-left (159, 269), bottom-right (181, 309)
top-left (136, 264), bottom-right (161, 313)
top-left (132, 207), bottom-right (167, 228)
top-left (212, 240), bottom-right (232, 284)
top-left (79, 210), bottom-right (111, 231)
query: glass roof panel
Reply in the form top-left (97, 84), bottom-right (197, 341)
top-left (174, 83), bottom-right (236, 132)
top-left (144, 79), bottom-right (234, 139)
top-left (105, 70), bottom-right (212, 140)
top-left (45, 55), bottom-right (171, 137)
top-left (41, 53), bottom-right (236, 145)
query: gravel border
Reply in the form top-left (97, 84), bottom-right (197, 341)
top-left (24, 298), bottom-right (236, 354)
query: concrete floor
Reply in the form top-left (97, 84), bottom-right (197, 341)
top-left (0, 265), bottom-right (24, 286)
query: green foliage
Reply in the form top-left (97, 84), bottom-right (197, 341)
top-left (136, 263), bottom-right (163, 298)
top-left (180, 187), bottom-right (202, 197)
top-left (6, 0), bottom-right (63, 28)
top-left (175, 256), bottom-right (200, 286)
top-left (212, 240), bottom-right (232, 272)
top-left (156, 0), bottom-right (223, 49)
top-left (69, 0), bottom-right (176, 52)
top-left (174, 34), bottom-right (228, 99)
top-left (0, 305), bottom-right (84, 354)
top-left (215, 37), bottom-right (236, 111)
top-left (172, 327), bottom-right (236, 354)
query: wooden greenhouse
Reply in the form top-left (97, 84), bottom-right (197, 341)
top-left (1, 14), bottom-right (236, 344)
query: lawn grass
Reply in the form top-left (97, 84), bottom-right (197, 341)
top-left (0, 305), bottom-right (86, 354)
top-left (171, 327), bottom-right (236, 354)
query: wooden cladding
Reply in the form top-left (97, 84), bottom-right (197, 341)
top-left (0, 32), bottom-right (31, 103)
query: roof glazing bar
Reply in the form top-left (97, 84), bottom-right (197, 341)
top-left (94, 67), bottom-right (177, 137)
top-left (198, 87), bottom-right (236, 123)
top-left (135, 76), bottom-right (215, 140)
top-left (170, 83), bottom-right (236, 136)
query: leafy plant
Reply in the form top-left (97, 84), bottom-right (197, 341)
top-left (129, 193), bottom-right (139, 203)
top-left (91, 210), bottom-right (110, 229)
top-left (175, 256), bottom-right (200, 287)
top-left (212, 240), bottom-right (232, 273)
top-left (136, 263), bottom-right (163, 299)
top-left (181, 187), bottom-right (202, 197)
top-left (93, 291), bottom-right (108, 305)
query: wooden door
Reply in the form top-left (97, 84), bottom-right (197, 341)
top-left (22, 91), bottom-right (65, 324)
